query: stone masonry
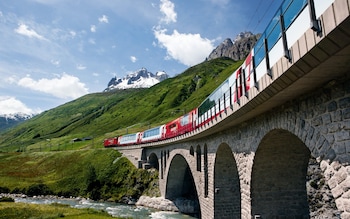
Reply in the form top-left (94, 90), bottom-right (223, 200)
top-left (140, 74), bottom-right (349, 218)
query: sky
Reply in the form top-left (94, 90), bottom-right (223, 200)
top-left (0, 0), bottom-right (280, 115)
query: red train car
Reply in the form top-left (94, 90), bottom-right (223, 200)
top-left (103, 137), bottom-right (119, 147)
top-left (165, 109), bottom-right (197, 139)
top-left (234, 51), bottom-right (252, 102)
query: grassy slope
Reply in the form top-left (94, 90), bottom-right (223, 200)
top-left (0, 58), bottom-right (242, 152)
top-left (0, 150), bottom-right (159, 201)
top-left (0, 202), bottom-right (117, 219)
top-left (0, 58), bottom-right (241, 218)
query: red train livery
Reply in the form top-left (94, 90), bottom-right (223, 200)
top-left (104, 51), bottom-right (253, 147)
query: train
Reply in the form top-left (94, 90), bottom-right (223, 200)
top-left (104, 0), bottom-right (323, 147)
top-left (103, 51), bottom-right (253, 147)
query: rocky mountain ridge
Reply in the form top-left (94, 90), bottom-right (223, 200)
top-left (208, 31), bottom-right (260, 61)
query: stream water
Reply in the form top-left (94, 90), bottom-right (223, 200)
top-left (14, 196), bottom-right (196, 218)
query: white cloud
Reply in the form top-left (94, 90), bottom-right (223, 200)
top-left (98, 15), bottom-right (108, 23)
top-left (17, 73), bottom-right (89, 99)
top-left (76, 64), bottom-right (86, 70)
top-left (5, 76), bottom-right (17, 84)
top-left (51, 59), bottom-right (60, 67)
top-left (92, 72), bottom-right (99, 77)
top-left (130, 56), bottom-right (137, 63)
top-left (159, 0), bottom-right (177, 24)
top-left (0, 96), bottom-right (36, 115)
top-left (154, 0), bottom-right (213, 66)
top-left (90, 25), bottom-right (96, 32)
top-left (154, 28), bottom-right (214, 66)
top-left (14, 23), bottom-right (47, 41)
top-left (70, 31), bottom-right (76, 38)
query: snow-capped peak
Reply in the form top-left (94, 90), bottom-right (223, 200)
top-left (0, 112), bottom-right (33, 120)
top-left (0, 112), bottom-right (34, 131)
top-left (104, 68), bottom-right (169, 91)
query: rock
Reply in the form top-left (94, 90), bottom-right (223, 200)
top-left (207, 32), bottom-right (260, 61)
top-left (307, 157), bottom-right (341, 218)
top-left (136, 196), bottom-right (179, 212)
top-left (136, 196), bottom-right (199, 214)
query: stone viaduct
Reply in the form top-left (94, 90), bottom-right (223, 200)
top-left (118, 0), bottom-right (350, 218)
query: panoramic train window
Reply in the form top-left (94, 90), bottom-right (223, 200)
top-left (144, 127), bottom-right (160, 138)
top-left (121, 133), bottom-right (136, 142)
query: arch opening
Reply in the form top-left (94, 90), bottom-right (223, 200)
top-left (214, 143), bottom-right (241, 218)
top-left (251, 129), bottom-right (311, 218)
top-left (196, 145), bottom-right (201, 172)
top-left (148, 153), bottom-right (159, 170)
top-left (166, 154), bottom-right (201, 218)
top-left (190, 146), bottom-right (194, 156)
top-left (204, 144), bottom-right (208, 198)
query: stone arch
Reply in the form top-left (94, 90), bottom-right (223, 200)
top-left (214, 143), bottom-right (241, 218)
top-left (148, 152), bottom-right (159, 170)
top-left (165, 154), bottom-right (200, 217)
top-left (251, 129), bottom-right (311, 218)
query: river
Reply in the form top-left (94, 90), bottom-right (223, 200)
top-left (13, 196), bottom-right (196, 218)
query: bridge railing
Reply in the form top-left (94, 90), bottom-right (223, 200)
top-left (254, 0), bottom-right (334, 81)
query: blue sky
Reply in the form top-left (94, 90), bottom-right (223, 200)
top-left (0, 0), bottom-right (279, 115)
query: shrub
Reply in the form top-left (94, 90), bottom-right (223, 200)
top-left (26, 183), bottom-right (52, 196)
top-left (0, 186), bottom-right (10, 193)
top-left (0, 197), bottom-right (14, 202)
top-left (11, 187), bottom-right (26, 194)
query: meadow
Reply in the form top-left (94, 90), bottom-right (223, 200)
top-left (0, 202), bottom-right (120, 219)
top-left (0, 150), bottom-right (159, 201)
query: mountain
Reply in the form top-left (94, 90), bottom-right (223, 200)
top-left (104, 68), bottom-right (169, 91)
top-left (0, 113), bottom-right (33, 132)
top-left (0, 31), bottom-right (259, 150)
top-left (0, 58), bottom-right (241, 151)
top-left (208, 31), bottom-right (260, 61)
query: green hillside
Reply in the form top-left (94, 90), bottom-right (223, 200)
top-left (0, 150), bottom-right (159, 202)
top-left (0, 58), bottom-right (241, 152)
